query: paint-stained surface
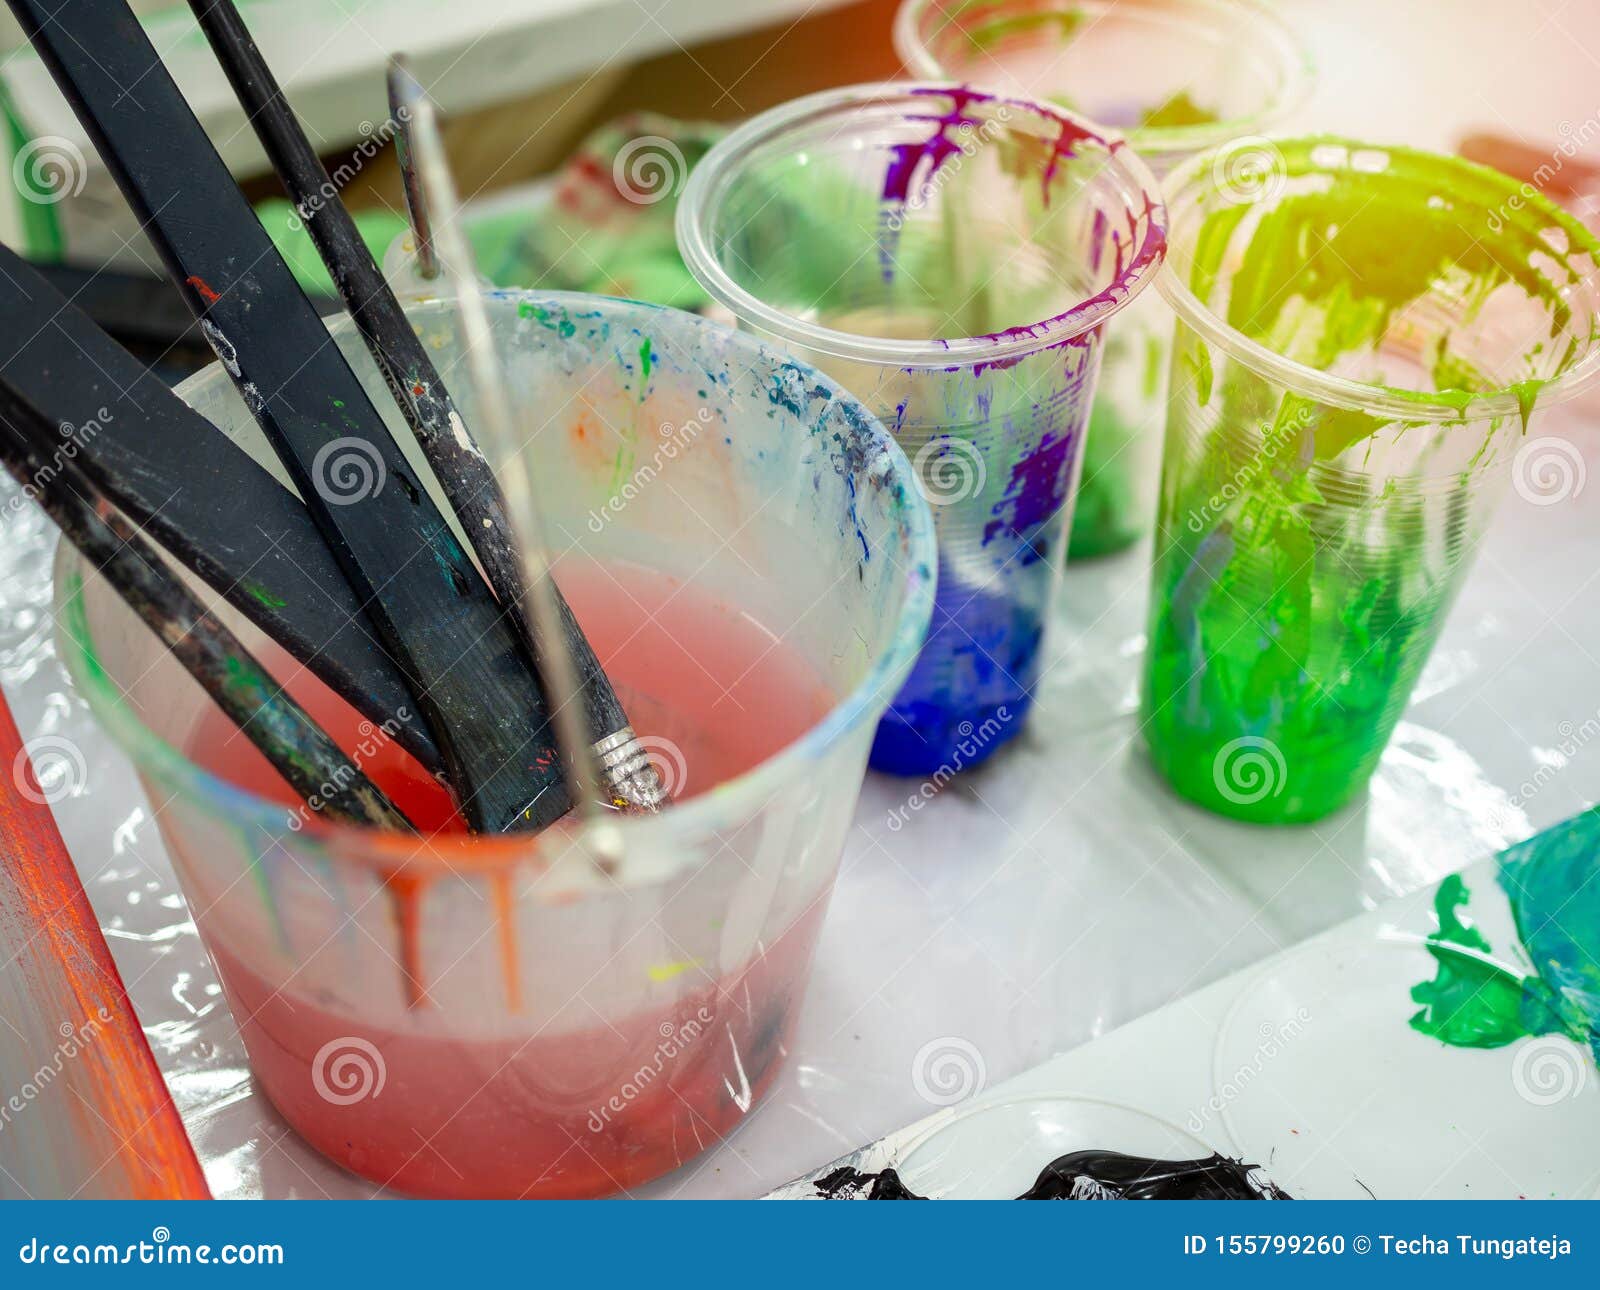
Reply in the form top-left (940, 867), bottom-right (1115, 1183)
top-left (1411, 808), bottom-right (1600, 1061)
top-left (0, 692), bottom-right (209, 1199)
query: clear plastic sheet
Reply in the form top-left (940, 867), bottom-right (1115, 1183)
top-left (2, 399), bottom-right (1593, 1199)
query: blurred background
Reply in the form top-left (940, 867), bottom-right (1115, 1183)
top-left (0, 0), bottom-right (1593, 271)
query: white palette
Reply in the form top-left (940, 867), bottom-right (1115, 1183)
top-left (770, 849), bottom-right (1600, 1200)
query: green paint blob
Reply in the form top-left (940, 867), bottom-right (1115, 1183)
top-left (1409, 810), bottom-right (1600, 1062)
top-left (638, 336), bottom-right (654, 398)
top-left (1409, 875), bottom-right (1570, 1049)
top-left (1138, 91), bottom-right (1220, 130)
top-left (243, 581), bottom-right (287, 610)
top-left (518, 299), bottom-right (577, 339)
top-left (1142, 140), bottom-right (1600, 822)
top-left (962, 5), bottom-right (1083, 51)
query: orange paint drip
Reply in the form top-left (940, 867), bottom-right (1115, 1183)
top-left (382, 869), bottom-right (434, 1008)
top-left (0, 694), bottom-right (209, 1198)
top-left (490, 869), bottom-right (523, 1013)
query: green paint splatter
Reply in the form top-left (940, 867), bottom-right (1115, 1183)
top-left (638, 336), bottom-right (653, 395)
top-left (1409, 809), bottom-right (1600, 1061)
top-left (1409, 875), bottom-right (1571, 1049)
top-left (517, 299), bottom-right (576, 338)
top-left (243, 581), bottom-right (287, 610)
top-left (1138, 91), bottom-right (1220, 130)
top-left (962, 6), bottom-right (1083, 51)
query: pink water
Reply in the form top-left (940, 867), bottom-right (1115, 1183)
top-left (185, 559), bottom-right (840, 1197)
top-left (191, 557), bottom-right (835, 829)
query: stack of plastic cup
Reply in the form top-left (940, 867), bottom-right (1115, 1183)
top-left (895, 0), bottom-right (1313, 558)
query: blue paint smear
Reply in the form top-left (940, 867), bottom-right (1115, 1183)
top-left (1497, 806), bottom-right (1600, 1062)
top-left (870, 572), bottom-right (1038, 775)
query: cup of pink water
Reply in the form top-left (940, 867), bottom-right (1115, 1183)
top-left (53, 292), bottom-right (935, 1198)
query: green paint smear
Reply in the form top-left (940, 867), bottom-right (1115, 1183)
top-left (243, 581), bottom-right (287, 610)
top-left (1409, 809), bottom-right (1600, 1062)
top-left (638, 336), bottom-right (654, 398)
top-left (962, 6), bottom-right (1083, 50)
top-left (1137, 91), bottom-right (1220, 130)
top-left (1142, 141), bottom-right (1600, 822)
top-left (1408, 875), bottom-right (1572, 1049)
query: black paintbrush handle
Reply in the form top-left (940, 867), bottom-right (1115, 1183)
top-left (0, 243), bottom-right (442, 775)
top-left (0, 411), bottom-right (411, 830)
top-left (29, 260), bottom-right (340, 355)
top-left (190, 0), bottom-right (659, 810)
top-left (9, 0), bottom-right (569, 833)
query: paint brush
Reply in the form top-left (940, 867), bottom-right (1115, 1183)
top-left (187, 2), bottom-right (663, 816)
top-left (29, 259), bottom-right (340, 361)
top-left (389, 56), bottom-right (439, 282)
top-left (0, 403), bottom-right (413, 830)
top-left (0, 689), bottom-right (212, 1199)
top-left (8, 0), bottom-right (571, 833)
top-left (397, 79), bottom-right (662, 844)
top-left (0, 242), bottom-right (441, 781)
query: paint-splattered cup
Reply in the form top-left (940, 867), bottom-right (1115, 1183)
top-left (54, 292), bottom-right (935, 1197)
top-left (678, 83), bottom-right (1166, 776)
top-left (896, 0), bottom-right (1314, 559)
top-left (1143, 138), bottom-right (1600, 823)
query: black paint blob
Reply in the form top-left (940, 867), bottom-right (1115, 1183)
top-left (812, 1151), bottom-right (1288, 1200)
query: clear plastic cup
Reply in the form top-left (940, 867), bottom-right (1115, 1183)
top-left (54, 292), bottom-right (935, 1198)
top-left (1142, 138), bottom-right (1600, 823)
top-left (896, 0), bottom-right (1314, 557)
top-left (676, 82), bottom-right (1165, 776)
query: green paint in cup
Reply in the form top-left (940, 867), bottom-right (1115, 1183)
top-left (1142, 137), bottom-right (1600, 823)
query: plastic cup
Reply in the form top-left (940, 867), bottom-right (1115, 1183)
top-left (896, 0), bottom-right (1313, 557)
top-left (54, 292), bottom-right (935, 1198)
top-left (677, 82), bottom-right (1165, 776)
top-left (1141, 138), bottom-right (1600, 823)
